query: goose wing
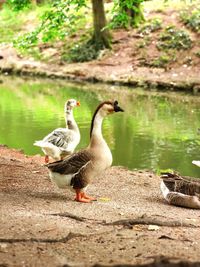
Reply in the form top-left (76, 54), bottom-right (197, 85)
top-left (46, 150), bottom-right (92, 175)
top-left (43, 128), bottom-right (73, 149)
top-left (161, 172), bottom-right (200, 195)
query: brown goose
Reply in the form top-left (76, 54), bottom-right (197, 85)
top-left (46, 100), bottom-right (124, 203)
top-left (160, 172), bottom-right (200, 209)
top-left (34, 99), bottom-right (80, 163)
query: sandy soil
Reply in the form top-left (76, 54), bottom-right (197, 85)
top-left (0, 145), bottom-right (200, 267)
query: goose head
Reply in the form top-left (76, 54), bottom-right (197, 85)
top-left (65, 99), bottom-right (80, 112)
top-left (94, 100), bottom-right (124, 118)
top-left (90, 100), bottom-right (124, 137)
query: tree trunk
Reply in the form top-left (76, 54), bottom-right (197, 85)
top-left (0, 0), bottom-right (6, 10)
top-left (119, 1), bottom-right (145, 27)
top-left (125, 1), bottom-right (144, 26)
top-left (31, 0), bottom-right (37, 4)
top-left (32, 0), bottom-right (44, 4)
top-left (91, 0), bottom-right (111, 49)
top-left (128, 3), bottom-right (144, 27)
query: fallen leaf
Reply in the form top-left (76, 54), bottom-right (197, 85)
top-left (99, 197), bottom-right (111, 202)
top-left (132, 224), bottom-right (145, 231)
top-left (148, 225), bottom-right (160, 231)
top-left (32, 171), bottom-right (40, 174)
top-left (185, 218), bottom-right (197, 222)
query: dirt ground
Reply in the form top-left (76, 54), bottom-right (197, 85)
top-left (0, 145), bottom-right (200, 267)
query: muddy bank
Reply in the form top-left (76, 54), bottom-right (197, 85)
top-left (0, 145), bottom-right (200, 266)
top-left (0, 44), bottom-right (200, 93)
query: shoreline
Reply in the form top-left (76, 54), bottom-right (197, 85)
top-left (1, 45), bottom-right (200, 93)
top-left (0, 145), bottom-right (200, 266)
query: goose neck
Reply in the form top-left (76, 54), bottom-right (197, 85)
top-left (90, 112), bottom-right (104, 140)
top-left (65, 108), bottom-right (78, 131)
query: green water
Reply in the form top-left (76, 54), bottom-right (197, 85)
top-left (0, 76), bottom-right (200, 177)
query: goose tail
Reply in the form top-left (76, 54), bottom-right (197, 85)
top-left (34, 140), bottom-right (55, 149)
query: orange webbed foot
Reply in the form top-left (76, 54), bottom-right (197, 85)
top-left (75, 190), bottom-right (96, 203)
top-left (81, 192), bottom-right (97, 201)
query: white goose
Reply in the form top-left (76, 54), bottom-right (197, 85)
top-left (46, 100), bottom-right (124, 203)
top-left (192, 160), bottom-right (200, 167)
top-left (34, 99), bottom-right (80, 163)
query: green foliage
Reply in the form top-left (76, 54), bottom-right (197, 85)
top-left (180, 8), bottom-right (200, 32)
top-left (157, 26), bottom-right (192, 50)
top-left (195, 50), bottom-right (200, 58)
top-left (110, 0), bottom-right (145, 29)
top-left (138, 18), bottom-right (162, 35)
top-left (136, 36), bottom-right (151, 48)
top-left (62, 40), bottom-right (101, 62)
top-left (138, 53), bottom-right (175, 68)
top-left (0, 6), bottom-right (25, 43)
top-left (150, 54), bottom-right (170, 68)
top-left (14, 0), bottom-right (87, 51)
top-left (14, 29), bottom-right (40, 50)
top-left (156, 168), bottom-right (175, 176)
top-left (6, 0), bottom-right (31, 11)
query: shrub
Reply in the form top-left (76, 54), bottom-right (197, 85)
top-left (157, 26), bottom-right (192, 50)
top-left (62, 40), bottom-right (101, 62)
top-left (180, 8), bottom-right (200, 32)
top-left (138, 18), bottom-right (162, 35)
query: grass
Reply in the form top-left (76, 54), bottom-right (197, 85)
top-left (0, 7), bottom-right (25, 43)
top-left (180, 7), bottom-right (200, 32)
top-left (0, 4), bottom-right (49, 44)
top-left (143, 0), bottom-right (196, 13)
top-left (157, 26), bottom-right (192, 51)
top-left (138, 18), bottom-right (162, 35)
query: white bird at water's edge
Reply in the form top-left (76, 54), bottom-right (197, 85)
top-left (34, 99), bottom-right (80, 163)
top-left (192, 160), bottom-right (200, 167)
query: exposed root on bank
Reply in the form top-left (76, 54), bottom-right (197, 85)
top-left (0, 232), bottom-right (81, 244)
top-left (93, 255), bottom-right (200, 267)
top-left (106, 216), bottom-right (198, 228)
top-left (49, 212), bottom-right (198, 228)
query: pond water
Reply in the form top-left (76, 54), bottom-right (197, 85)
top-left (0, 76), bottom-right (200, 177)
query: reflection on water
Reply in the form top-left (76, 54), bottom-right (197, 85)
top-left (0, 76), bottom-right (200, 177)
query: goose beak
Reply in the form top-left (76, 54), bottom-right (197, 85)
top-left (114, 101), bottom-right (124, 112)
top-left (115, 105), bottom-right (124, 112)
top-left (77, 101), bottom-right (80, 106)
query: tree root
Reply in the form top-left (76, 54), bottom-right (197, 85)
top-left (93, 255), bottom-right (200, 267)
top-left (50, 212), bottom-right (198, 228)
top-left (106, 216), bottom-right (198, 228)
top-left (50, 212), bottom-right (86, 222)
top-left (0, 232), bottom-right (81, 244)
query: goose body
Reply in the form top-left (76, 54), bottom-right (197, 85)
top-left (192, 160), bottom-right (200, 167)
top-left (34, 99), bottom-right (80, 163)
top-left (160, 172), bottom-right (200, 209)
top-left (46, 100), bottom-right (124, 203)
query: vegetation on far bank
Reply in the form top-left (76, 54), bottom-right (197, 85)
top-left (0, 0), bottom-right (200, 70)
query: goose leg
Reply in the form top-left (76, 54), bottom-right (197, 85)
top-left (75, 189), bottom-right (92, 203)
top-left (45, 155), bottom-right (49, 163)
